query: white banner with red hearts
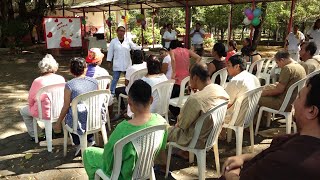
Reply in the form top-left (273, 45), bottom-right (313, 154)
top-left (44, 17), bottom-right (82, 49)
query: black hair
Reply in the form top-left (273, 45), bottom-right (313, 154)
top-left (190, 62), bottom-right (210, 82)
top-left (302, 42), bottom-right (317, 56)
top-left (167, 23), bottom-right (172, 28)
top-left (117, 26), bottom-right (125, 31)
top-left (228, 40), bottom-right (238, 52)
top-left (146, 55), bottom-right (161, 75)
top-left (274, 51), bottom-right (290, 60)
top-left (131, 50), bottom-right (144, 65)
top-left (196, 22), bottom-right (201, 26)
top-left (169, 40), bottom-right (183, 50)
top-left (128, 79), bottom-right (152, 107)
top-left (70, 57), bottom-right (87, 76)
top-left (228, 55), bottom-right (246, 71)
top-left (305, 74), bottom-right (320, 122)
top-left (313, 19), bottom-right (320, 30)
top-left (244, 38), bottom-right (252, 47)
top-left (213, 42), bottom-right (227, 57)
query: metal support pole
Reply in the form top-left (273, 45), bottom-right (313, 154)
top-left (287, 0), bottom-right (296, 35)
top-left (109, 5), bottom-right (111, 42)
top-left (152, 8), bottom-right (155, 48)
top-left (227, 4), bottom-right (233, 43)
top-left (83, 8), bottom-right (86, 36)
top-left (141, 3), bottom-right (144, 46)
top-left (185, 0), bottom-right (190, 49)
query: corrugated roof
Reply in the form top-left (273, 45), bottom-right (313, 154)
top-left (68, 0), bottom-right (291, 12)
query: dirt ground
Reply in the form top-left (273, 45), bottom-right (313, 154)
top-left (0, 44), bottom-right (285, 179)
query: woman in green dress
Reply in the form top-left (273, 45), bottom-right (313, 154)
top-left (83, 79), bottom-right (168, 180)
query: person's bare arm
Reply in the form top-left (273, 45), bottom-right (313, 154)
top-left (189, 49), bottom-right (201, 63)
top-left (207, 63), bottom-right (216, 76)
top-left (222, 153), bottom-right (257, 173)
top-left (169, 50), bottom-right (176, 79)
top-left (161, 63), bottom-right (169, 75)
top-left (125, 80), bottom-right (129, 86)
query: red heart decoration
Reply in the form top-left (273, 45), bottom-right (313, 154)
top-left (54, 18), bottom-right (58, 22)
top-left (69, 19), bottom-right (73, 23)
top-left (47, 32), bottom-right (52, 38)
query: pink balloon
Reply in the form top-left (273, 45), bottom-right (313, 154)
top-left (247, 13), bottom-right (254, 20)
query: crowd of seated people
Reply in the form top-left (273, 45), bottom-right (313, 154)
top-left (19, 35), bottom-right (320, 179)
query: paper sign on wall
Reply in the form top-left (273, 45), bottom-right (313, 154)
top-left (44, 17), bottom-right (82, 49)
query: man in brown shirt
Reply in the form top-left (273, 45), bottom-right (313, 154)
top-left (220, 74), bottom-right (320, 180)
top-left (168, 62), bottom-right (229, 148)
top-left (259, 51), bottom-right (306, 112)
top-left (299, 41), bottom-right (320, 74)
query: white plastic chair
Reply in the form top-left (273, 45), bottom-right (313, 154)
top-left (255, 78), bottom-right (307, 135)
top-left (95, 124), bottom-right (167, 180)
top-left (33, 83), bottom-right (65, 152)
top-left (117, 68), bottom-right (148, 115)
top-left (96, 75), bottom-right (113, 90)
top-left (306, 69), bottom-right (320, 80)
top-left (95, 75), bottom-right (113, 131)
top-left (211, 68), bottom-right (228, 87)
top-left (165, 101), bottom-right (229, 179)
top-left (151, 80), bottom-right (175, 122)
top-left (259, 59), bottom-right (277, 85)
top-left (63, 90), bottom-right (111, 157)
top-left (248, 58), bottom-right (265, 79)
top-left (169, 76), bottom-right (190, 108)
top-left (223, 86), bottom-right (264, 155)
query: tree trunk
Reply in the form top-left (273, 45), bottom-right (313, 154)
top-left (18, 0), bottom-right (27, 19)
top-left (252, 2), bottom-right (267, 50)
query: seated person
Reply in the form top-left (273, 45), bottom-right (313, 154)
top-left (224, 55), bottom-right (261, 124)
top-left (168, 62), bottom-right (229, 149)
top-left (83, 80), bottom-right (168, 180)
top-left (208, 42), bottom-right (227, 84)
top-left (299, 41), bottom-right (320, 74)
top-left (141, 55), bottom-right (168, 113)
top-left (54, 57), bottom-right (99, 156)
top-left (242, 46), bottom-right (261, 73)
top-left (240, 37), bottom-right (251, 55)
top-left (220, 74), bottom-right (320, 180)
top-left (20, 54), bottom-right (65, 141)
top-left (159, 47), bottom-right (172, 79)
top-left (115, 50), bottom-right (146, 115)
top-left (85, 48), bottom-right (109, 78)
top-left (259, 51), bottom-right (306, 123)
top-left (226, 40), bottom-right (238, 62)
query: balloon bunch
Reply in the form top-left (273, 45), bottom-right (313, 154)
top-left (81, 17), bottom-right (86, 25)
top-left (243, 7), bottom-right (262, 26)
top-left (106, 17), bottom-right (112, 27)
top-left (136, 14), bottom-right (146, 26)
top-left (121, 15), bottom-right (129, 23)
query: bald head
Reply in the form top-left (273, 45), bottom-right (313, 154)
top-left (190, 62), bottom-right (210, 82)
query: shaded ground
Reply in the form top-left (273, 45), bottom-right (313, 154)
top-left (0, 45), bottom-right (285, 179)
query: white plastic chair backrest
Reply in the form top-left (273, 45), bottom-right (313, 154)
top-left (71, 90), bottom-right (111, 133)
top-left (177, 76), bottom-right (190, 106)
top-left (151, 80), bottom-right (175, 116)
top-left (127, 68), bottom-right (148, 93)
top-left (110, 124), bottom-right (167, 180)
top-left (278, 78), bottom-right (307, 112)
top-left (188, 101), bottom-right (228, 150)
top-left (36, 83), bottom-right (65, 121)
top-left (228, 86), bottom-right (264, 127)
top-left (249, 58), bottom-right (265, 78)
top-left (95, 75), bottom-right (113, 90)
top-left (261, 59), bottom-right (272, 75)
top-left (211, 68), bottom-right (228, 87)
top-left (306, 69), bottom-right (320, 81)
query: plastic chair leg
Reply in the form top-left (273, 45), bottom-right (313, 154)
top-left (255, 108), bottom-right (264, 136)
top-left (235, 127), bottom-right (243, 155)
top-left (101, 125), bottom-right (108, 144)
top-left (63, 126), bottom-right (68, 157)
top-left (196, 150), bottom-right (206, 180)
top-left (249, 122), bottom-right (255, 152)
top-left (117, 96), bottom-right (122, 115)
top-left (150, 167), bottom-right (156, 180)
top-left (44, 121), bottom-right (53, 152)
top-left (293, 122), bottom-right (297, 133)
top-left (80, 134), bottom-right (88, 160)
top-left (227, 128), bottom-right (233, 143)
top-left (286, 113), bottom-right (292, 134)
top-left (33, 119), bottom-right (39, 143)
top-left (213, 143), bottom-right (220, 176)
top-left (165, 145), bottom-right (173, 178)
top-left (266, 112), bottom-right (272, 127)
